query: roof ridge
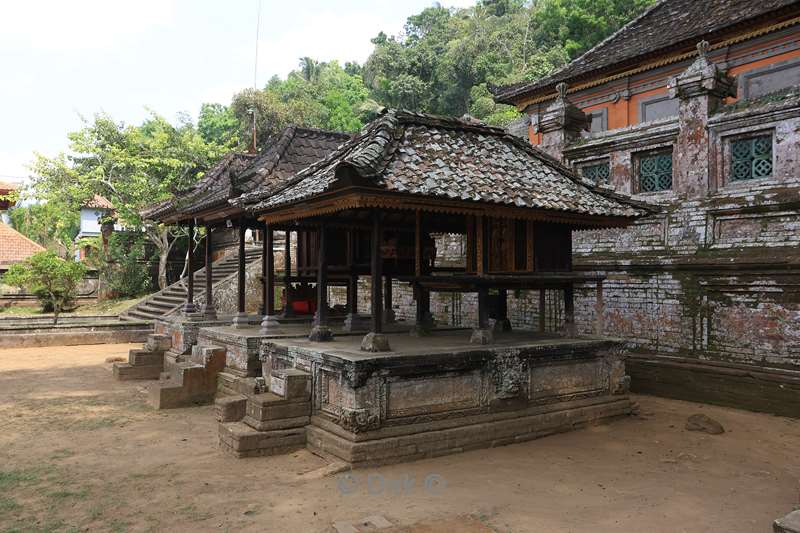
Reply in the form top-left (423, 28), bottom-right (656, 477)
top-left (291, 125), bottom-right (352, 138)
top-left (233, 122), bottom-right (377, 208)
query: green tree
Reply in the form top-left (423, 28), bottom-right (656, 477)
top-left (198, 103), bottom-right (240, 147)
top-left (29, 112), bottom-right (225, 289)
top-left (362, 0), bottom-right (655, 123)
top-left (8, 197), bottom-right (80, 255)
top-left (230, 61), bottom-right (372, 148)
top-left (531, 0), bottom-right (655, 59)
top-left (3, 251), bottom-right (86, 324)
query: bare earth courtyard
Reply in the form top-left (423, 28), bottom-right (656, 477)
top-left (0, 343), bottom-right (798, 533)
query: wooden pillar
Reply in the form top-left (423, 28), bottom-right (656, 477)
top-left (282, 229), bottom-right (294, 317)
top-left (182, 219), bottom-right (198, 315)
top-left (370, 211), bottom-right (383, 333)
top-left (297, 229), bottom-right (304, 276)
top-left (476, 215), bottom-right (485, 275)
top-left (470, 285), bottom-right (493, 344)
top-left (383, 274), bottom-right (394, 323)
top-left (264, 223), bottom-right (275, 316)
top-left (231, 218), bottom-right (248, 328)
top-left (202, 224), bottom-right (216, 319)
top-left (526, 220), bottom-right (535, 272)
top-left (595, 280), bottom-right (604, 335)
top-left (315, 223), bottom-right (328, 326)
top-left (309, 222), bottom-right (333, 341)
top-left (414, 210), bottom-right (423, 277)
top-left (259, 223), bottom-right (277, 334)
top-left (347, 229), bottom-right (358, 315)
top-left (477, 288), bottom-right (489, 330)
top-left (564, 283), bottom-right (576, 336)
top-left (497, 288), bottom-right (510, 332)
top-left (538, 289), bottom-right (546, 333)
top-left (237, 219), bottom-right (246, 314)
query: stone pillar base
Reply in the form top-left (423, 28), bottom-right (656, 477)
top-left (409, 323), bottom-right (432, 337)
top-left (201, 305), bottom-right (217, 320)
top-left (232, 313), bottom-right (251, 329)
top-left (308, 325), bottom-right (334, 342)
top-left (383, 308), bottom-right (396, 324)
top-left (470, 328), bottom-right (494, 345)
top-left (492, 318), bottom-right (512, 334)
top-left (259, 314), bottom-right (280, 335)
top-left (361, 332), bottom-right (391, 352)
top-left (774, 510), bottom-right (800, 533)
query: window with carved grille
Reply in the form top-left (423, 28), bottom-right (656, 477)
top-left (637, 151), bottom-right (672, 192)
top-left (580, 162), bottom-right (610, 184)
top-left (730, 135), bottom-right (772, 182)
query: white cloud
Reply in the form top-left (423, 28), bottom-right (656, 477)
top-left (0, 0), bottom-right (176, 51)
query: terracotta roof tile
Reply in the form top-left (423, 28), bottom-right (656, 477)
top-left (0, 222), bottom-right (45, 268)
top-left (494, 0), bottom-right (800, 104)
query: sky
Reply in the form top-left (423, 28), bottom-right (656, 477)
top-left (0, 0), bottom-right (475, 185)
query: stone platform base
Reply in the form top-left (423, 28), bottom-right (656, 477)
top-left (306, 395), bottom-right (632, 468)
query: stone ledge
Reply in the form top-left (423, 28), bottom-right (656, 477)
top-left (307, 397), bottom-right (632, 467)
top-left (218, 422), bottom-right (306, 457)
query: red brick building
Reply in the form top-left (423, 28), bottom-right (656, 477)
top-left (494, 0), bottom-right (800, 415)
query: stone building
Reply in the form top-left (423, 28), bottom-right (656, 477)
top-left (492, 0), bottom-right (800, 415)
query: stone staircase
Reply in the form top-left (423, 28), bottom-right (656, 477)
top-left (112, 333), bottom-right (171, 380)
top-left (120, 246), bottom-right (262, 322)
top-left (218, 368), bottom-right (311, 458)
top-left (147, 344), bottom-right (228, 409)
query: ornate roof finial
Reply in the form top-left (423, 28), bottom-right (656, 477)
top-left (556, 82), bottom-right (568, 101)
top-left (697, 40), bottom-right (709, 59)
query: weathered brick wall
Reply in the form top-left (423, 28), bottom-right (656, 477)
top-left (567, 94), bottom-right (800, 370)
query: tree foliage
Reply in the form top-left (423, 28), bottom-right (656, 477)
top-left (28, 112), bottom-right (226, 288)
top-left (221, 0), bottom-right (654, 140)
top-left (9, 199), bottom-right (80, 255)
top-left (3, 251), bottom-right (86, 324)
top-left (230, 60), bottom-right (377, 149)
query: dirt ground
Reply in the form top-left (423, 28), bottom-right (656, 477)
top-left (0, 343), bottom-right (798, 533)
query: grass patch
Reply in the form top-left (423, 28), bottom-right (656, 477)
top-left (0, 496), bottom-right (19, 513)
top-left (71, 416), bottom-right (122, 431)
top-left (49, 449), bottom-right (75, 461)
top-left (0, 468), bottom-right (38, 490)
top-left (109, 519), bottom-right (131, 533)
top-left (48, 488), bottom-right (88, 501)
top-left (179, 504), bottom-right (213, 522)
top-left (87, 505), bottom-right (104, 521)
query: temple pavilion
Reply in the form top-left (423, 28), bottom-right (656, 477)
top-left (126, 108), bottom-right (654, 465)
top-left (232, 109), bottom-right (650, 351)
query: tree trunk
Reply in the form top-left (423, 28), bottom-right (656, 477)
top-left (158, 247), bottom-right (169, 290)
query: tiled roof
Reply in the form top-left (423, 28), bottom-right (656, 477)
top-left (242, 109), bottom-right (648, 220)
top-left (493, 0), bottom-right (800, 104)
top-left (84, 194), bottom-right (114, 210)
top-left (0, 181), bottom-right (18, 193)
top-left (0, 222), bottom-right (45, 268)
top-left (142, 126), bottom-right (348, 222)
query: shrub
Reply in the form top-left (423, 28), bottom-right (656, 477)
top-left (2, 251), bottom-right (86, 324)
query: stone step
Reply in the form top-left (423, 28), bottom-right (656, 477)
top-left (215, 395), bottom-right (247, 423)
top-left (113, 362), bottom-right (163, 381)
top-left (145, 334), bottom-right (171, 353)
top-left (218, 421), bottom-right (306, 458)
top-left (128, 349), bottom-right (163, 367)
top-left (125, 309), bottom-right (161, 321)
